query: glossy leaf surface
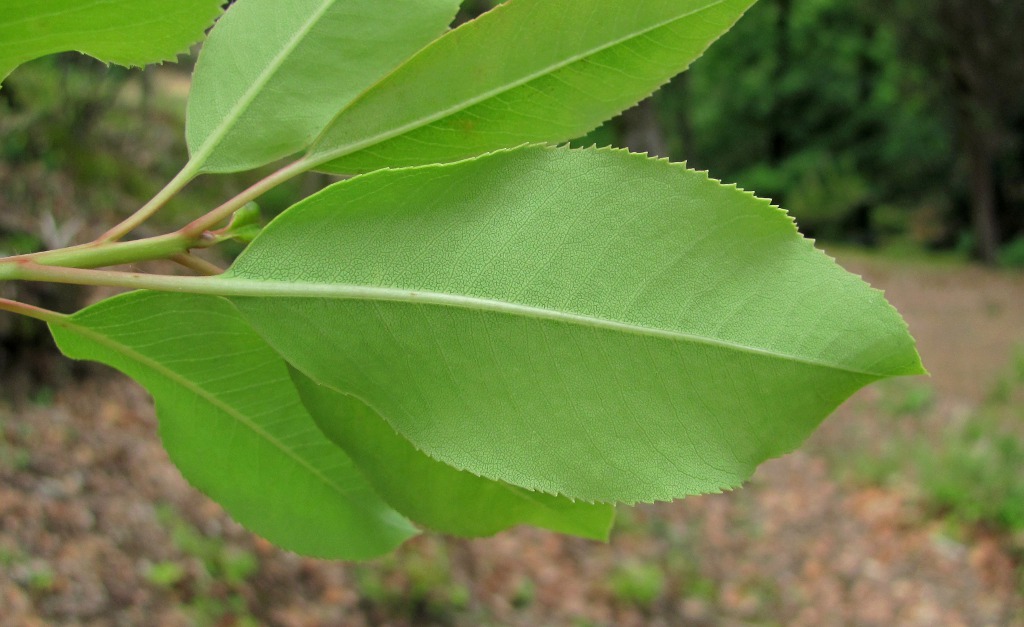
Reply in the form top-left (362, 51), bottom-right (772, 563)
top-left (309, 0), bottom-right (755, 173)
top-left (0, 0), bottom-right (222, 83)
top-left (49, 292), bottom-right (418, 559)
top-left (291, 368), bottom-right (615, 539)
top-left (217, 146), bottom-right (924, 503)
top-left (187, 0), bottom-right (460, 173)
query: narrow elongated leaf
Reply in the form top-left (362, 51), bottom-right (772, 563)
top-left (187, 0), bottom-right (461, 173)
top-left (309, 0), bottom-right (755, 173)
top-left (291, 368), bottom-right (615, 539)
top-left (48, 292), bottom-right (418, 559)
top-left (214, 146), bottom-right (924, 503)
top-left (0, 0), bottom-right (222, 83)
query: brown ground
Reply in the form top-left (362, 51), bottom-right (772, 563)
top-left (1, 254), bottom-right (1022, 626)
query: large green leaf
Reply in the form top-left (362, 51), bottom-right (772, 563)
top-left (48, 291), bottom-right (418, 559)
top-left (308, 0), bottom-right (755, 174)
top-left (211, 146), bottom-right (924, 503)
top-left (187, 0), bottom-right (461, 173)
top-left (0, 0), bottom-right (222, 83)
top-left (291, 368), bottom-right (615, 539)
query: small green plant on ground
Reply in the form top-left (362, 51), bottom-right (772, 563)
top-left (351, 540), bottom-right (470, 623)
top-left (919, 414), bottom-right (1024, 531)
top-left (0, 424), bottom-right (31, 473)
top-left (609, 560), bottom-right (666, 607)
top-left (5, 553), bottom-right (58, 595)
top-left (916, 352), bottom-right (1024, 533)
top-left (24, 564), bottom-right (57, 593)
top-left (880, 380), bottom-right (936, 417)
top-left (144, 561), bottom-right (187, 589)
top-left (842, 348), bottom-right (1024, 533)
top-left (152, 504), bottom-right (260, 625)
top-left (0, 1), bottom-right (923, 559)
top-left (155, 504), bottom-right (260, 587)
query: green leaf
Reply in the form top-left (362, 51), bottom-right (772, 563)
top-left (187, 0), bottom-right (461, 173)
top-left (216, 145), bottom-right (924, 503)
top-left (290, 367), bottom-right (615, 540)
top-left (48, 291), bottom-right (418, 559)
top-left (308, 0), bottom-right (756, 174)
top-left (0, 0), bottom-right (222, 83)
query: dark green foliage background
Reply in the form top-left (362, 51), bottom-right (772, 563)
top-left (580, 0), bottom-right (1024, 264)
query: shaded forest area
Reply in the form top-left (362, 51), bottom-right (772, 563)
top-left (568, 0), bottom-right (1024, 265)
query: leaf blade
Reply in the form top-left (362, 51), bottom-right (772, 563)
top-left (215, 146), bottom-right (921, 503)
top-left (291, 367), bottom-right (615, 540)
top-left (49, 291), bottom-right (418, 559)
top-left (308, 0), bottom-right (756, 173)
top-left (0, 0), bottom-right (222, 83)
top-left (186, 0), bottom-right (461, 173)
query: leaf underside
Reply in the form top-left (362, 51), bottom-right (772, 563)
top-left (187, 0), bottom-right (461, 173)
top-left (49, 292), bottom-right (418, 560)
top-left (222, 145), bottom-right (924, 503)
top-left (291, 368), bottom-right (615, 540)
top-left (0, 0), bottom-right (222, 83)
top-left (309, 0), bottom-right (757, 173)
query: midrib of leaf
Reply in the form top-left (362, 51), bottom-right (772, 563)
top-left (308, 0), bottom-right (729, 165)
top-left (189, 0), bottom-right (335, 168)
top-left (120, 275), bottom-right (893, 378)
top-left (53, 314), bottom-right (405, 526)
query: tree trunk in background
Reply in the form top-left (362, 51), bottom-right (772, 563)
top-left (930, 0), bottom-right (1024, 263)
top-left (965, 129), bottom-right (1000, 264)
top-left (618, 99), bottom-right (668, 158)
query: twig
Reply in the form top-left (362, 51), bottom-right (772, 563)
top-left (172, 253), bottom-right (224, 276)
top-left (181, 159), bottom-right (311, 239)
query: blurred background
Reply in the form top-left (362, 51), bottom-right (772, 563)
top-left (1, 0), bottom-right (1022, 624)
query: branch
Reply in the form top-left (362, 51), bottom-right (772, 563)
top-left (1, 231), bottom-right (204, 270)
